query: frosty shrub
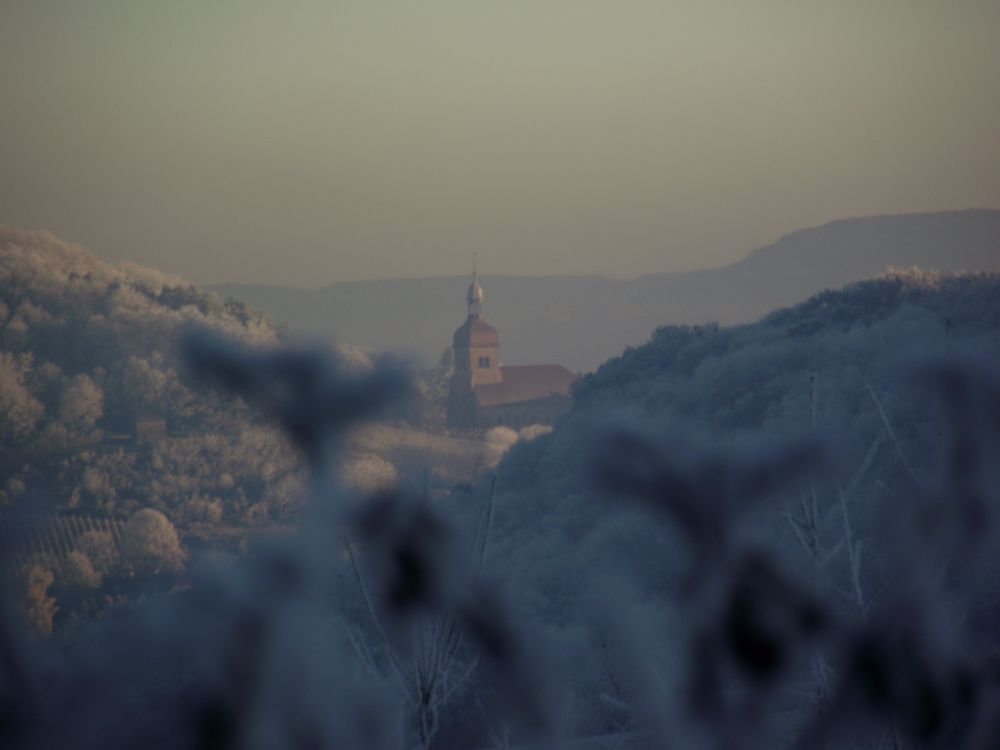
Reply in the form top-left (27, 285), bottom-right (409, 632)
top-left (17, 564), bottom-right (57, 637)
top-left (483, 426), bottom-right (519, 468)
top-left (57, 374), bottom-right (103, 433)
top-left (340, 452), bottom-right (399, 494)
top-left (62, 550), bottom-right (101, 589)
top-left (119, 508), bottom-right (187, 576)
top-left (483, 424), bottom-right (553, 469)
top-left (0, 353), bottom-right (43, 444)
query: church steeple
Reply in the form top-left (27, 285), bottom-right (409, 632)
top-left (451, 263), bottom-right (501, 389)
top-left (466, 257), bottom-right (484, 316)
top-left (446, 258), bottom-right (576, 430)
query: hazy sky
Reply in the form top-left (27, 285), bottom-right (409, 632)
top-left (2, 1), bottom-right (999, 286)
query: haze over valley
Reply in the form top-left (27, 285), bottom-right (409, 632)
top-left (212, 209), bottom-right (1000, 370)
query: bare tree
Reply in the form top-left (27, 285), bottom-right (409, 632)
top-left (345, 475), bottom-right (498, 748)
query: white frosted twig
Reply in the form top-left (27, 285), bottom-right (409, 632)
top-left (867, 384), bottom-right (918, 483)
top-left (844, 431), bottom-right (887, 502)
top-left (478, 697), bottom-right (512, 750)
top-left (599, 692), bottom-right (635, 713)
top-left (809, 374), bottom-right (821, 533)
top-left (343, 539), bottom-right (417, 699)
top-left (837, 486), bottom-right (867, 618)
top-left (436, 654), bottom-right (480, 706)
top-left (782, 510), bottom-right (814, 558)
top-left (477, 474), bottom-right (498, 576)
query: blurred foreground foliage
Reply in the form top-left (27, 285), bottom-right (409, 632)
top-left (2, 263), bottom-right (1000, 748)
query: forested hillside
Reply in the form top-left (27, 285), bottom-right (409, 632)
top-left (0, 228), bottom-right (494, 532)
top-left (492, 269), bottom-right (1000, 634)
top-left (6, 254), bottom-right (1000, 747)
top-left (0, 227), bottom-right (310, 530)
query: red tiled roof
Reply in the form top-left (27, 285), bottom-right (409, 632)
top-left (473, 365), bottom-right (576, 407)
top-left (453, 314), bottom-right (500, 348)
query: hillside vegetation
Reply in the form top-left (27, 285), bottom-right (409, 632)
top-left (5, 253), bottom-right (1000, 747)
top-left (0, 227), bottom-right (303, 527)
top-left (0, 227), bottom-right (503, 633)
top-left (492, 269), bottom-right (1000, 626)
top-left (0, 228), bottom-right (492, 532)
top-left (6, 270), bottom-right (999, 749)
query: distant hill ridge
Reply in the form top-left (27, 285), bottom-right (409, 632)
top-left (210, 210), bottom-right (1000, 371)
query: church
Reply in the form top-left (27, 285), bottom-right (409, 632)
top-left (446, 274), bottom-right (576, 429)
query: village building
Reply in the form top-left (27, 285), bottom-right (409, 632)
top-left (447, 274), bottom-right (576, 429)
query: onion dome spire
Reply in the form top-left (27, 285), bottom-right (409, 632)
top-left (466, 257), bottom-right (484, 316)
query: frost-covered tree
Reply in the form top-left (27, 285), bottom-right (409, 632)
top-left (76, 530), bottom-right (118, 577)
top-left (119, 508), bottom-right (186, 576)
top-left (0, 353), bottom-right (43, 444)
top-left (18, 563), bottom-right (57, 636)
top-left (63, 550), bottom-right (101, 589)
top-left (58, 374), bottom-right (103, 432)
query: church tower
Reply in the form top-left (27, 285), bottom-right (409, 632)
top-left (445, 268), bottom-right (577, 430)
top-left (447, 272), bottom-right (501, 427)
top-left (451, 272), bottom-right (501, 387)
